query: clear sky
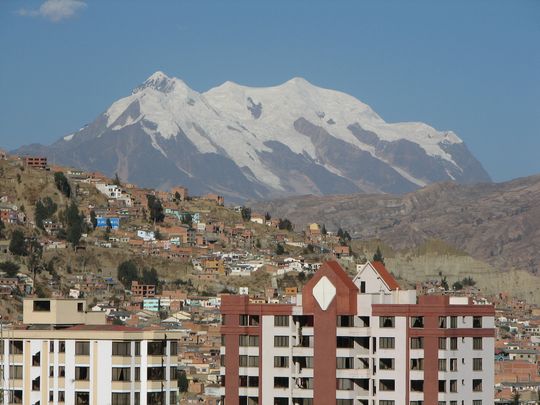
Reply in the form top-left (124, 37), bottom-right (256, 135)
top-left (0, 0), bottom-right (538, 181)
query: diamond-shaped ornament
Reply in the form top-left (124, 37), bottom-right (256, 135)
top-left (312, 276), bottom-right (336, 311)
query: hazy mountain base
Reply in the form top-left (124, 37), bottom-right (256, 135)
top-left (386, 254), bottom-right (540, 305)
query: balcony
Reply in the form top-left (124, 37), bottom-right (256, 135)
top-left (336, 368), bottom-right (370, 379)
top-left (336, 327), bottom-right (370, 337)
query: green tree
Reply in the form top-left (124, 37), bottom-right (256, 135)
top-left (0, 218), bottom-right (5, 238)
top-left (0, 261), bottom-right (20, 278)
top-left (64, 202), bottom-right (84, 247)
top-left (440, 275), bottom-right (449, 290)
top-left (511, 390), bottom-right (520, 405)
top-left (321, 224), bottom-right (327, 235)
top-left (54, 172), bottom-right (71, 198)
top-left (373, 246), bottom-right (385, 264)
top-left (34, 197), bottom-right (57, 230)
top-left (255, 239), bottom-right (261, 249)
top-left (241, 207), bottom-right (251, 221)
top-left (174, 191), bottom-right (181, 201)
top-left (178, 370), bottom-right (189, 393)
top-left (117, 260), bottom-right (138, 288)
top-left (154, 229), bottom-right (162, 240)
top-left (452, 280), bottom-right (463, 291)
top-left (278, 218), bottom-right (293, 231)
top-left (181, 213), bottom-right (192, 225)
top-left (265, 212), bottom-right (271, 221)
top-left (9, 230), bottom-right (27, 256)
top-left (462, 276), bottom-right (476, 287)
top-left (141, 267), bottom-right (159, 286)
top-left (275, 243), bottom-right (285, 255)
top-left (146, 195), bottom-right (164, 223)
top-left (113, 173), bottom-right (122, 187)
top-left (90, 210), bottom-right (97, 229)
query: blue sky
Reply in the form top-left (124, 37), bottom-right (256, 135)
top-left (0, 0), bottom-right (538, 181)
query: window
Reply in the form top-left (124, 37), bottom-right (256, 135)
top-left (274, 336), bottom-right (289, 347)
top-left (274, 316), bottom-right (289, 327)
top-left (32, 352), bottom-right (40, 366)
top-left (473, 316), bottom-right (482, 328)
top-left (410, 380), bottom-right (424, 392)
top-left (248, 335), bottom-right (259, 347)
top-left (75, 392), bottom-right (89, 405)
top-left (147, 341), bottom-right (165, 355)
top-left (360, 281), bottom-right (366, 293)
top-left (450, 337), bottom-right (458, 350)
top-left (380, 316), bottom-right (395, 328)
top-left (169, 391), bottom-right (177, 405)
top-left (410, 358), bottom-right (424, 370)
top-left (9, 390), bottom-right (23, 404)
top-left (170, 367), bottom-right (177, 380)
top-left (10, 340), bottom-right (23, 354)
top-left (380, 337), bottom-right (395, 349)
top-left (337, 401), bottom-right (352, 405)
top-left (147, 367), bottom-right (165, 380)
top-left (274, 356), bottom-right (289, 368)
top-left (50, 341), bottom-right (54, 352)
top-left (380, 402), bottom-right (394, 405)
top-left (59, 341), bottom-right (65, 352)
top-left (58, 391), bottom-right (65, 402)
top-left (439, 316), bottom-right (447, 328)
top-left (411, 316), bottom-right (424, 328)
top-left (337, 378), bottom-right (354, 390)
top-left (449, 380), bottom-right (457, 392)
top-left (134, 393), bottom-right (140, 405)
top-left (111, 393), bottom-right (130, 405)
top-left (240, 355), bottom-right (258, 367)
top-left (411, 337), bottom-right (424, 349)
top-left (75, 367), bottom-right (90, 380)
top-left (274, 377), bottom-right (289, 388)
top-left (450, 358), bottom-right (458, 371)
top-left (337, 316), bottom-right (354, 327)
top-left (450, 316), bottom-right (457, 328)
top-left (10, 365), bottom-right (23, 379)
top-left (112, 342), bottom-right (131, 356)
top-left (77, 302), bottom-right (84, 312)
top-left (33, 300), bottom-right (51, 312)
top-left (473, 379), bottom-right (482, 392)
top-left (439, 337), bottom-right (447, 350)
top-left (473, 358), bottom-right (483, 371)
top-left (112, 367), bottom-right (130, 381)
top-left (75, 341), bottom-right (90, 355)
top-left (473, 337), bottom-right (483, 350)
top-left (438, 380), bottom-right (446, 392)
top-left (170, 341), bottom-right (178, 356)
top-left (239, 335), bottom-right (249, 346)
top-left (134, 367), bottom-right (140, 381)
top-left (50, 366), bottom-right (54, 377)
top-left (438, 359), bottom-right (447, 371)
top-left (379, 358), bottom-right (394, 370)
top-left (473, 401), bottom-right (482, 405)
top-left (337, 357), bottom-right (354, 369)
top-left (135, 341), bottom-right (141, 356)
top-left (379, 379), bottom-right (395, 391)
top-left (59, 366), bottom-right (65, 377)
top-left (32, 376), bottom-right (40, 391)
top-left (337, 336), bottom-right (355, 348)
top-left (147, 392), bottom-right (164, 405)
top-left (239, 314), bottom-right (249, 326)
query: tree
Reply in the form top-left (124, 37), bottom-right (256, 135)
top-left (241, 207), bottom-right (251, 221)
top-left (54, 172), bottom-right (71, 198)
top-left (154, 229), bottom-right (162, 241)
top-left (64, 202), bottom-right (84, 247)
top-left (9, 230), bottom-right (27, 256)
top-left (275, 244), bottom-right (285, 255)
top-left (440, 275), bottom-right (449, 290)
top-left (373, 246), bottom-right (385, 264)
top-left (278, 218), bottom-right (293, 231)
top-left (255, 239), bottom-right (261, 249)
top-left (34, 197), bottom-right (57, 230)
top-left (0, 261), bottom-right (20, 278)
top-left (265, 212), bottom-right (271, 221)
top-left (174, 191), bottom-right (181, 201)
top-left (462, 276), bottom-right (476, 287)
top-left (117, 260), bottom-right (138, 288)
top-left (141, 267), bottom-right (159, 286)
top-left (90, 210), bottom-right (97, 229)
top-left (147, 195), bottom-right (164, 223)
top-left (0, 218), bottom-right (5, 238)
top-left (321, 224), bottom-right (327, 235)
top-left (511, 390), bottom-right (521, 405)
top-left (178, 370), bottom-right (189, 393)
top-left (181, 213), bottom-right (192, 225)
top-left (452, 280), bottom-right (463, 291)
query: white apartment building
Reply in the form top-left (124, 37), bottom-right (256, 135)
top-left (220, 260), bottom-right (495, 405)
top-left (0, 298), bottom-right (180, 405)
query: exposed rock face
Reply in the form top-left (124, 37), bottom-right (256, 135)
top-left (14, 72), bottom-right (490, 202)
top-left (251, 175), bottom-right (540, 276)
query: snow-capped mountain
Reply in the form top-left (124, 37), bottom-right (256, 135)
top-left (15, 71), bottom-right (491, 201)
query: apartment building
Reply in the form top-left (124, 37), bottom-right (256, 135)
top-left (23, 156), bottom-right (47, 169)
top-left (0, 298), bottom-right (180, 405)
top-left (220, 261), bottom-right (495, 405)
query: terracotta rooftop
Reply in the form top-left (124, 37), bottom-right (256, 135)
top-left (371, 261), bottom-right (401, 291)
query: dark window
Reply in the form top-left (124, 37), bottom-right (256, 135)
top-left (77, 302), bottom-right (84, 312)
top-left (111, 393), bottom-right (130, 405)
top-left (438, 380), bottom-right (446, 392)
top-left (439, 337), bottom-right (447, 350)
top-left (59, 341), bottom-right (65, 352)
top-left (147, 341), bottom-right (165, 355)
top-left (274, 315), bottom-right (289, 327)
top-left (360, 281), bottom-right (366, 293)
top-left (75, 392), bottom-right (89, 405)
top-left (274, 336), bottom-right (289, 347)
top-left (473, 337), bottom-right (483, 350)
top-left (379, 337), bottom-right (395, 349)
top-left (439, 316), bottom-right (447, 328)
top-left (450, 316), bottom-right (457, 328)
top-left (32, 352), bottom-right (40, 366)
top-left (336, 357), bottom-right (354, 369)
top-left (379, 379), bottom-right (395, 391)
top-left (112, 342), bottom-right (131, 356)
top-left (135, 341), bottom-right (141, 356)
top-left (473, 379), bottom-right (483, 392)
top-left (473, 358), bottom-right (483, 371)
top-left (380, 316), bottom-right (395, 328)
top-left (58, 366), bottom-right (65, 377)
top-left (170, 341), bottom-right (178, 356)
top-left (337, 316), bottom-right (354, 327)
top-left (32, 376), bottom-right (40, 391)
top-left (112, 367), bottom-right (130, 381)
top-left (411, 337), bottom-right (424, 349)
top-left (147, 392), bottom-right (164, 405)
top-left (75, 367), bottom-right (89, 380)
top-left (473, 317), bottom-right (482, 328)
top-left (10, 340), bottom-right (23, 354)
top-left (274, 377), bottom-right (289, 388)
top-left (410, 358), bottom-right (424, 370)
top-left (411, 380), bottom-right (424, 392)
top-left (147, 366), bottom-right (165, 380)
top-left (75, 341), bottom-right (90, 355)
top-left (379, 358), bottom-right (394, 370)
top-left (10, 365), bottom-right (23, 379)
top-left (450, 337), bottom-right (458, 350)
top-left (336, 336), bottom-right (354, 348)
top-left (411, 316), bottom-right (424, 328)
top-left (33, 300), bottom-right (50, 312)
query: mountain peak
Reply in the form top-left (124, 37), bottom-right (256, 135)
top-left (134, 70), bottom-right (182, 94)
